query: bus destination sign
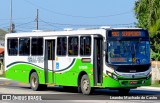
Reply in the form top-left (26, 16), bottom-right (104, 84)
top-left (109, 30), bottom-right (146, 38)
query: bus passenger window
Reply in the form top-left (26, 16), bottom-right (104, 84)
top-left (7, 38), bottom-right (18, 56)
top-left (19, 38), bottom-right (30, 56)
top-left (68, 37), bottom-right (78, 56)
top-left (80, 36), bottom-right (91, 56)
top-left (57, 37), bottom-right (67, 56)
top-left (31, 38), bottom-right (43, 56)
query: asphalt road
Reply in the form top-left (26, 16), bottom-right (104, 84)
top-left (0, 78), bottom-right (160, 103)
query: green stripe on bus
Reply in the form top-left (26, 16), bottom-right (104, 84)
top-left (6, 58), bottom-right (75, 72)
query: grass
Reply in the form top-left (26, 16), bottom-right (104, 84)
top-left (150, 80), bottom-right (160, 87)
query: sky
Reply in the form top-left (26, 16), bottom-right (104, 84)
top-left (0, 0), bottom-right (137, 32)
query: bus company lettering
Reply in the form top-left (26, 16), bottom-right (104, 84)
top-left (112, 32), bottom-right (119, 37)
top-left (122, 31), bottom-right (141, 37)
top-left (111, 58), bottom-right (126, 62)
top-left (28, 56), bottom-right (44, 63)
top-left (79, 66), bottom-right (88, 69)
top-left (111, 31), bottom-right (141, 37)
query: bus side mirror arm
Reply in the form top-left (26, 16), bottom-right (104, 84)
top-left (103, 42), bottom-right (107, 51)
top-left (103, 42), bottom-right (107, 57)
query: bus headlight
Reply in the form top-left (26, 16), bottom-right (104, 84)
top-left (106, 71), bottom-right (118, 80)
top-left (112, 74), bottom-right (118, 80)
top-left (106, 71), bottom-right (112, 77)
top-left (146, 72), bottom-right (152, 79)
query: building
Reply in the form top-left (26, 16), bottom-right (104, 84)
top-left (0, 40), bottom-right (4, 61)
top-left (0, 38), bottom-right (4, 74)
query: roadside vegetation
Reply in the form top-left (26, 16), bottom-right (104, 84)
top-left (134, 0), bottom-right (160, 60)
top-left (151, 80), bottom-right (160, 87)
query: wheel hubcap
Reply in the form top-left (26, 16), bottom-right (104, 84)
top-left (83, 79), bottom-right (89, 91)
top-left (31, 76), bottom-right (37, 87)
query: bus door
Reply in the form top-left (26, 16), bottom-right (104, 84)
top-left (93, 36), bottom-right (103, 86)
top-left (44, 40), bottom-right (55, 84)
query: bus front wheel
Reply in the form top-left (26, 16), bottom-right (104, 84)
top-left (81, 74), bottom-right (93, 95)
top-left (30, 72), bottom-right (46, 91)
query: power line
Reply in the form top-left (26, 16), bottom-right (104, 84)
top-left (15, 29), bottom-right (30, 32)
top-left (39, 18), bottom-right (135, 27)
top-left (16, 20), bottom-right (34, 27)
top-left (1, 19), bottom-right (135, 32)
top-left (0, 22), bottom-right (34, 29)
top-left (24, 0), bottom-right (132, 19)
top-left (39, 19), bottom-right (63, 30)
top-left (4, 18), bottom-right (135, 32)
top-left (16, 26), bottom-right (35, 29)
top-left (39, 19), bottom-right (66, 26)
top-left (0, 17), bottom-right (33, 21)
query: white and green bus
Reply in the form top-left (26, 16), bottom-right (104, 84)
top-left (5, 27), bottom-right (151, 94)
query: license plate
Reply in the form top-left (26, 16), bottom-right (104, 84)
top-left (130, 81), bottom-right (138, 85)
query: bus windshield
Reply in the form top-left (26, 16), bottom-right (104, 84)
top-left (107, 40), bottom-right (150, 65)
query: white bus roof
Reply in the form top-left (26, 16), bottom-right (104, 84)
top-left (112, 27), bottom-right (144, 30)
top-left (5, 29), bottom-right (106, 38)
top-left (5, 27), bottom-right (145, 38)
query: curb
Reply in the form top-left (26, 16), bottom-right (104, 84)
top-left (139, 86), bottom-right (160, 90)
top-left (0, 77), bottom-right (10, 80)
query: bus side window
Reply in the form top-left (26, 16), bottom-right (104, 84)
top-left (19, 38), bottom-right (30, 56)
top-left (7, 38), bottom-right (18, 56)
top-left (57, 37), bottom-right (67, 56)
top-left (68, 36), bottom-right (78, 56)
top-left (80, 36), bottom-right (91, 56)
top-left (31, 38), bottom-right (43, 56)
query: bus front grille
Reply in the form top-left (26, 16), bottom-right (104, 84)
top-left (116, 64), bottom-right (150, 73)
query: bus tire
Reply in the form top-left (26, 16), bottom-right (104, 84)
top-left (118, 89), bottom-right (130, 94)
top-left (30, 72), bottom-right (41, 91)
top-left (80, 74), bottom-right (92, 95)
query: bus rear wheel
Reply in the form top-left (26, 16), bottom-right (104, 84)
top-left (30, 72), bottom-right (46, 91)
top-left (80, 74), bottom-right (93, 95)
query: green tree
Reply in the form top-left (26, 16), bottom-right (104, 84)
top-left (134, 0), bottom-right (160, 60)
top-left (0, 29), bottom-right (7, 40)
top-left (0, 29), bottom-right (7, 35)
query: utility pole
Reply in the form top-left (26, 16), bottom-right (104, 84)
top-left (9, 0), bottom-right (15, 33)
top-left (9, 0), bottom-right (13, 33)
top-left (36, 9), bottom-right (39, 30)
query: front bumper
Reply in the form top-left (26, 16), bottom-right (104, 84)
top-left (103, 76), bottom-right (151, 88)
